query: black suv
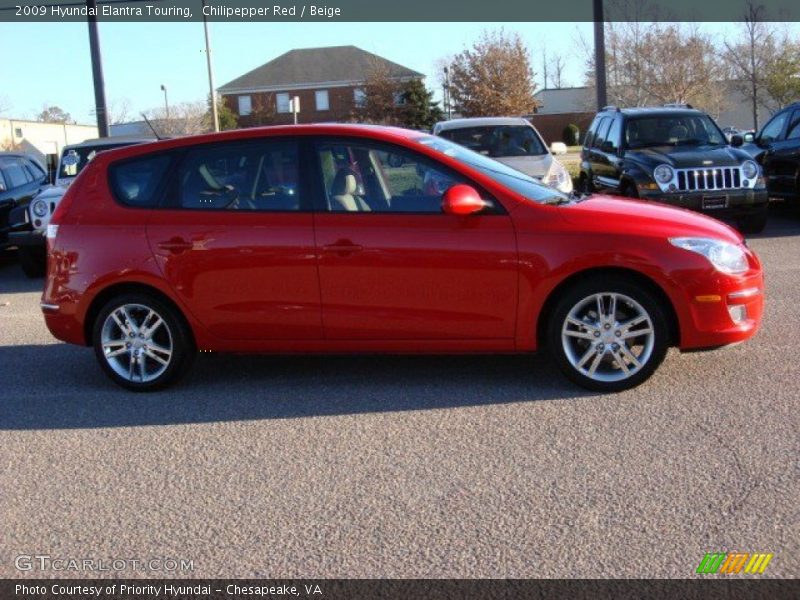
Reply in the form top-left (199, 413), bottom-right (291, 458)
top-left (579, 106), bottom-right (769, 233)
top-left (0, 152), bottom-right (50, 249)
top-left (744, 101), bottom-right (800, 204)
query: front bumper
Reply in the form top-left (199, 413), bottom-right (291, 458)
top-left (639, 187), bottom-right (768, 218)
top-left (676, 268), bottom-right (764, 351)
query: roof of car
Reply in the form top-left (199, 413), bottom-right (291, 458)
top-left (435, 117), bottom-right (531, 131)
top-left (603, 106), bottom-right (705, 118)
top-left (63, 136), bottom-right (156, 150)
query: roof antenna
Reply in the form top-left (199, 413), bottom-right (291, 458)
top-left (140, 113), bottom-right (164, 140)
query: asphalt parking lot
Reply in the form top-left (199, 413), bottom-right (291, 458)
top-left (1, 206), bottom-right (798, 579)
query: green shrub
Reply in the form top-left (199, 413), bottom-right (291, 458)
top-left (562, 124), bottom-right (580, 146)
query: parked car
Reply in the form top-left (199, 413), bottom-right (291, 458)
top-left (742, 101), bottom-right (800, 204)
top-left (41, 125), bottom-right (763, 392)
top-left (8, 137), bottom-right (151, 277)
top-left (433, 117), bottom-right (573, 194)
top-left (579, 105), bottom-right (769, 233)
top-left (0, 152), bottom-right (49, 250)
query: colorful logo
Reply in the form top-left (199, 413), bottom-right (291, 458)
top-left (697, 552), bottom-right (773, 574)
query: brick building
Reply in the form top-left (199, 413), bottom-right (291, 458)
top-left (218, 45), bottom-right (423, 126)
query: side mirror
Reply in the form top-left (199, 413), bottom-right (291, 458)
top-left (442, 184), bottom-right (487, 216)
top-left (743, 132), bottom-right (755, 143)
top-left (600, 140), bottom-right (615, 153)
top-left (730, 134), bottom-right (744, 147)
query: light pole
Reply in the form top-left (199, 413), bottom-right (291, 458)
top-left (593, 0), bottom-right (608, 110)
top-left (86, 0), bottom-right (109, 137)
top-left (202, 0), bottom-right (220, 132)
top-left (160, 84), bottom-right (170, 121)
top-left (443, 66), bottom-right (451, 120)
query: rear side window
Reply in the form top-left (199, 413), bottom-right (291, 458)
top-left (584, 116), bottom-right (602, 148)
top-left (0, 158), bottom-right (33, 188)
top-left (592, 117), bottom-right (612, 149)
top-left (109, 155), bottom-right (171, 207)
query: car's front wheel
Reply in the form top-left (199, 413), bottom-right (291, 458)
top-left (547, 277), bottom-right (670, 392)
top-left (92, 293), bottom-right (195, 391)
top-left (736, 206), bottom-right (768, 235)
top-left (18, 245), bottom-right (46, 278)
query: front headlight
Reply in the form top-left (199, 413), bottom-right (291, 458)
top-left (670, 237), bottom-right (749, 274)
top-left (653, 164), bottom-right (674, 184)
top-left (742, 160), bottom-right (758, 179)
top-left (546, 160), bottom-right (573, 194)
top-left (32, 200), bottom-right (48, 218)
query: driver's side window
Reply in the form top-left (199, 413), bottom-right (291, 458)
top-left (315, 141), bottom-right (466, 214)
top-left (760, 112), bottom-right (788, 144)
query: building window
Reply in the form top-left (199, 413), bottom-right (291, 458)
top-left (315, 90), bottom-right (330, 111)
top-left (353, 88), bottom-right (367, 108)
top-left (14, 128), bottom-right (23, 138)
top-left (393, 91), bottom-right (406, 106)
top-left (238, 95), bottom-right (252, 116)
top-left (276, 93), bottom-right (291, 114)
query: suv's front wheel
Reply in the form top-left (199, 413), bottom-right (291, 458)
top-left (736, 206), bottom-right (768, 235)
top-left (92, 293), bottom-right (195, 391)
top-left (547, 277), bottom-right (669, 392)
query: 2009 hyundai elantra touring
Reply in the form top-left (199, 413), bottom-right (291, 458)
top-left (41, 124), bottom-right (764, 392)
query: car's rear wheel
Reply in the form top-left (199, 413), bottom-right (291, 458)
top-left (620, 181), bottom-right (639, 198)
top-left (736, 206), bottom-right (768, 235)
top-left (547, 277), bottom-right (669, 392)
top-left (579, 174), bottom-right (594, 194)
top-left (18, 245), bottom-right (46, 278)
top-left (92, 293), bottom-right (195, 391)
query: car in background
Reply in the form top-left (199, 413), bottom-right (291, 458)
top-left (8, 137), bottom-right (152, 277)
top-left (41, 124), bottom-right (763, 393)
top-left (722, 126), bottom-right (741, 142)
top-left (579, 105), bottom-right (769, 233)
top-left (742, 101), bottom-right (800, 204)
top-left (0, 152), bottom-right (49, 251)
top-left (433, 117), bottom-right (573, 194)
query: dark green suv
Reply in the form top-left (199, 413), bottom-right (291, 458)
top-left (579, 105), bottom-right (769, 233)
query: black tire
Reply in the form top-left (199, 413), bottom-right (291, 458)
top-left (546, 275), bottom-right (670, 393)
top-left (579, 173), bottom-right (594, 194)
top-left (18, 245), bottom-right (46, 278)
top-left (92, 292), bottom-right (195, 392)
top-left (620, 181), bottom-right (639, 198)
top-left (736, 207), bottom-right (768, 235)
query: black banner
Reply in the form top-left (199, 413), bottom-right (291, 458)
top-left (3, 579), bottom-right (800, 600)
top-left (1, 0), bottom-right (800, 22)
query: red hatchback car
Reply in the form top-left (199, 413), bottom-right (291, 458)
top-left (41, 125), bottom-right (764, 392)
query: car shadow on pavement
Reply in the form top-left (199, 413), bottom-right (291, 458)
top-left (0, 343), bottom-right (590, 430)
top-left (0, 257), bottom-right (43, 295)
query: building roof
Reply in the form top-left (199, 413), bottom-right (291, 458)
top-left (219, 45), bottom-right (424, 93)
top-left (533, 87), bottom-right (595, 115)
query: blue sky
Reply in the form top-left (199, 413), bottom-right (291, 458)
top-left (0, 21), bottom-right (790, 123)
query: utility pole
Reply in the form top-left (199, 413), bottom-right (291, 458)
top-left (86, 0), bottom-right (109, 137)
top-left (593, 0), bottom-right (608, 110)
top-left (202, 0), bottom-right (220, 132)
top-left (443, 66), bottom-right (451, 120)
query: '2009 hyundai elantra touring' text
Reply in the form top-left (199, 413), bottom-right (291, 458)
top-left (41, 124), bottom-right (764, 392)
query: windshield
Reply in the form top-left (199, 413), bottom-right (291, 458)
top-left (625, 114), bottom-right (727, 148)
top-left (58, 143), bottom-right (132, 180)
top-left (415, 135), bottom-right (569, 204)
top-left (437, 125), bottom-right (547, 158)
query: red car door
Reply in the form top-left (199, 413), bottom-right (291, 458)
top-left (146, 138), bottom-right (322, 341)
top-left (312, 139), bottom-right (518, 341)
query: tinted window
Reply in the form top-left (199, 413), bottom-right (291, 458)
top-left (584, 115), bottom-right (602, 148)
top-left (25, 160), bottom-right (45, 180)
top-left (606, 117), bottom-right (622, 151)
top-left (109, 154), bottom-right (172, 207)
top-left (786, 110), bottom-right (800, 140)
top-left (0, 158), bottom-right (33, 188)
top-left (592, 117), bottom-right (611, 148)
top-left (316, 141), bottom-right (468, 213)
top-left (760, 111), bottom-right (788, 143)
top-left (438, 125), bottom-right (547, 158)
top-left (177, 141), bottom-right (300, 211)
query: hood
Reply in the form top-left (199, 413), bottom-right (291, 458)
top-left (627, 145), bottom-right (748, 169)
top-left (35, 185), bottom-right (68, 200)
top-left (494, 154), bottom-right (552, 179)
top-left (560, 194), bottom-right (743, 244)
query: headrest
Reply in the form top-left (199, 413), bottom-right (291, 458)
top-left (332, 168), bottom-right (358, 195)
top-left (669, 125), bottom-right (689, 140)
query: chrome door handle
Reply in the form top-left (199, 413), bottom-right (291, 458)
top-left (157, 239), bottom-right (192, 253)
top-left (322, 242), bottom-right (363, 255)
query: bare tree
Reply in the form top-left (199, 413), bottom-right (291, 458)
top-left (448, 29), bottom-right (539, 117)
top-left (109, 98), bottom-right (132, 125)
top-left (722, 3), bottom-right (776, 130)
top-left (549, 52), bottom-right (567, 89)
top-left (37, 105), bottom-right (74, 124)
top-left (0, 95), bottom-right (10, 115)
top-left (143, 101), bottom-right (209, 136)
